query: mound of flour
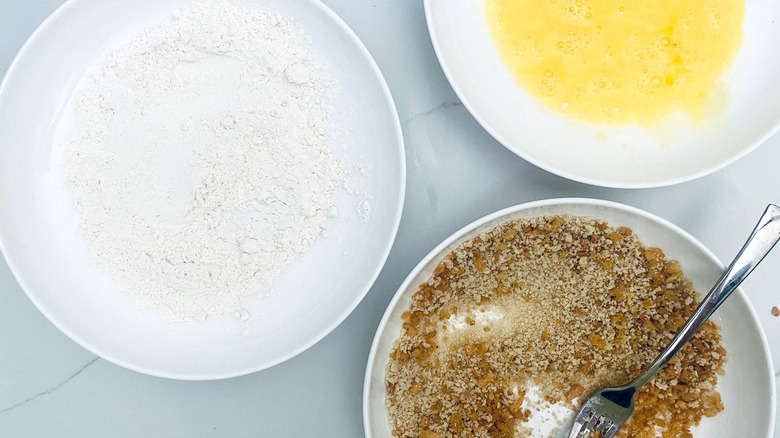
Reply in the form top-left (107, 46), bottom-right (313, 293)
top-left (65, 1), bottom-right (351, 324)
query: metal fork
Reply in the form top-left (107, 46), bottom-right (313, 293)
top-left (566, 204), bottom-right (780, 438)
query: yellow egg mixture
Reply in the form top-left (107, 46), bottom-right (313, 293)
top-left (486, 0), bottom-right (744, 124)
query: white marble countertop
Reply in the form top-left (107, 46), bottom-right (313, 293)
top-left (1, 0), bottom-right (778, 436)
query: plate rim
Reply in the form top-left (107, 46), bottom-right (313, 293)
top-left (362, 197), bottom-right (776, 437)
top-left (0, 0), bottom-right (407, 380)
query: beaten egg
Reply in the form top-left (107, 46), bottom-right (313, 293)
top-left (486, 0), bottom-right (744, 124)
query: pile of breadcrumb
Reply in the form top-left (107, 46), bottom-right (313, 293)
top-left (385, 215), bottom-right (726, 438)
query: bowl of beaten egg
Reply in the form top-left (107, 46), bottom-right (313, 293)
top-left (424, 0), bottom-right (780, 187)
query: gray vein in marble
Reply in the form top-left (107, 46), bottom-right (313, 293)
top-left (0, 357), bottom-right (98, 415)
top-left (404, 100), bottom-right (463, 124)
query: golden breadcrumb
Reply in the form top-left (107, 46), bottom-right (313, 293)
top-left (385, 215), bottom-right (725, 438)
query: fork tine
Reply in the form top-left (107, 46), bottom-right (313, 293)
top-left (603, 421), bottom-right (619, 438)
top-left (591, 417), bottom-right (615, 438)
top-left (567, 417), bottom-right (586, 436)
top-left (583, 411), bottom-right (601, 432)
top-left (568, 421), bottom-right (584, 437)
top-left (570, 412), bottom-right (602, 438)
top-left (567, 408), bottom-right (593, 438)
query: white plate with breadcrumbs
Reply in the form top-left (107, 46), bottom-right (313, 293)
top-left (424, 0), bottom-right (780, 188)
top-left (364, 199), bottom-right (774, 438)
top-left (0, 0), bottom-right (404, 379)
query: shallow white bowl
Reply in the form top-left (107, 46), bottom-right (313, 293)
top-left (363, 199), bottom-right (775, 437)
top-left (425, 0), bottom-right (780, 188)
top-left (0, 0), bottom-right (405, 379)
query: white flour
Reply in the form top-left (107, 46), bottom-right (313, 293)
top-left (64, 1), bottom-right (358, 324)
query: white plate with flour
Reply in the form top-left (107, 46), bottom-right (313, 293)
top-left (364, 199), bottom-right (774, 438)
top-left (0, 0), bottom-right (404, 379)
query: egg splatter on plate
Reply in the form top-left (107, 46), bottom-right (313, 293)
top-left (486, 0), bottom-right (744, 124)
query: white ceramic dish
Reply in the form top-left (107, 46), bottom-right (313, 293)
top-left (424, 0), bottom-right (780, 188)
top-left (0, 0), bottom-right (404, 380)
top-left (363, 198), bottom-right (775, 437)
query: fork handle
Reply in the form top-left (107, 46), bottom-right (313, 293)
top-left (629, 204), bottom-right (780, 390)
